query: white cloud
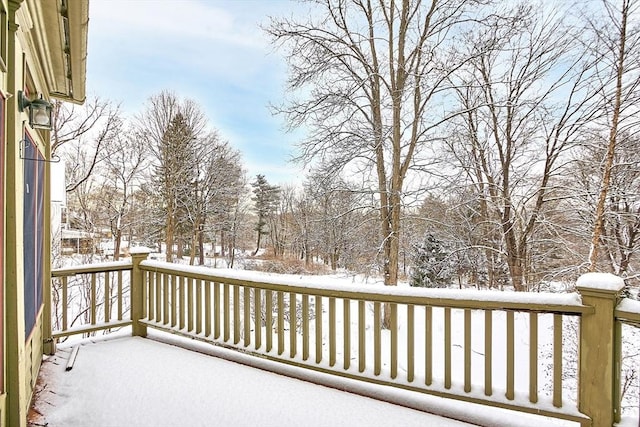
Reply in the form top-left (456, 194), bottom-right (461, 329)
top-left (87, 0), bottom-right (306, 185)
top-left (91, 0), bottom-right (267, 49)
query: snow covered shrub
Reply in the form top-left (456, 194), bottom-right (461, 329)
top-left (410, 233), bottom-right (452, 288)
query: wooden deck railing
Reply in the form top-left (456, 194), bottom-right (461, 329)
top-left (49, 261), bottom-right (133, 339)
top-left (49, 250), bottom-right (640, 427)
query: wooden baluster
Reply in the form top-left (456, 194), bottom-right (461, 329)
top-left (530, 312), bottom-right (538, 403)
top-left (553, 314), bottom-right (563, 407)
top-left (464, 308), bottom-right (471, 393)
top-left (425, 306), bottom-right (432, 386)
top-left (277, 291), bottom-right (284, 355)
top-left (302, 294), bottom-right (309, 360)
top-left (407, 304), bottom-right (414, 382)
top-left (315, 296), bottom-right (322, 363)
top-left (485, 310), bottom-right (493, 396)
top-left (374, 302), bottom-right (381, 376)
top-left (343, 298), bottom-right (350, 370)
top-left (329, 297), bottom-right (336, 367)
top-left (506, 310), bottom-right (515, 400)
top-left (358, 300), bottom-right (366, 373)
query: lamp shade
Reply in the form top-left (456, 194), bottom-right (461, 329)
top-left (18, 91), bottom-right (54, 130)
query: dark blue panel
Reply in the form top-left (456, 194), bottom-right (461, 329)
top-left (23, 134), bottom-right (44, 339)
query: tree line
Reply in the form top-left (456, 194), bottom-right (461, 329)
top-left (53, 0), bottom-right (639, 298)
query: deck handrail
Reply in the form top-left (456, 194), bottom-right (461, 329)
top-left (139, 260), bottom-right (593, 315)
top-left (615, 298), bottom-right (640, 325)
top-left (51, 260), bottom-right (132, 277)
top-left (48, 254), bottom-right (639, 427)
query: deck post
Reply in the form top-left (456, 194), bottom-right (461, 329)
top-left (576, 272), bottom-right (624, 426)
top-left (131, 249), bottom-right (151, 337)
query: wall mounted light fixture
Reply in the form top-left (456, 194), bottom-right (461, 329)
top-left (18, 90), bottom-right (53, 130)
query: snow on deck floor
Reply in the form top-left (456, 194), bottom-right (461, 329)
top-left (33, 334), bottom-right (474, 427)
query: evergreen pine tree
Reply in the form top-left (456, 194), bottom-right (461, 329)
top-left (251, 174), bottom-right (280, 256)
top-left (411, 234), bottom-right (452, 288)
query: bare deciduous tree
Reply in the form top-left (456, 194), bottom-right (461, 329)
top-left (445, 3), bottom-right (603, 290)
top-left (587, 0), bottom-right (640, 270)
top-left (101, 130), bottom-right (148, 260)
top-left (53, 96), bottom-right (122, 193)
top-left (268, 0), bottom-right (486, 325)
top-left (136, 91), bottom-right (207, 262)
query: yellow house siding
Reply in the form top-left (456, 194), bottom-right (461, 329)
top-left (5, 2), bottom-right (28, 425)
top-left (0, 0), bottom-right (87, 424)
top-left (0, 2), bottom-right (7, 425)
top-left (24, 312), bottom-right (42, 408)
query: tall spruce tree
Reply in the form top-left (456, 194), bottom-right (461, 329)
top-left (251, 175), bottom-right (280, 256)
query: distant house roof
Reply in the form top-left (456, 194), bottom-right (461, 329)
top-left (61, 229), bottom-right (93, 239)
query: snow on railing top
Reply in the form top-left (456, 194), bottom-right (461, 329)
top-left (616, 298), bottom-right (640, 325)
top-left (129, 247), bottom-right (153, 255)
top-left (576, 272), bottom-right (625, 292)
top-left (52, 260), bottom-right (132, 276)
top-left (140, 260), bottom-right (588, 313)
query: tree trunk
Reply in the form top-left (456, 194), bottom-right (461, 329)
top-left (165, 214), bottom-right (174, 263)
top-left (198, 225), bottom-right (204, 266)
top-left (253, 232), bottom-right (262, 256)
top-left (188, 228), bottom-right (197, 266)
top-left (588, 0), bottom-right (628, 271)
top-left (113, 229), bottom-right (121, 261)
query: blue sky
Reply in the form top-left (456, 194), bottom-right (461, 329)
top-left (87, 0), bottom-right (306, 185)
